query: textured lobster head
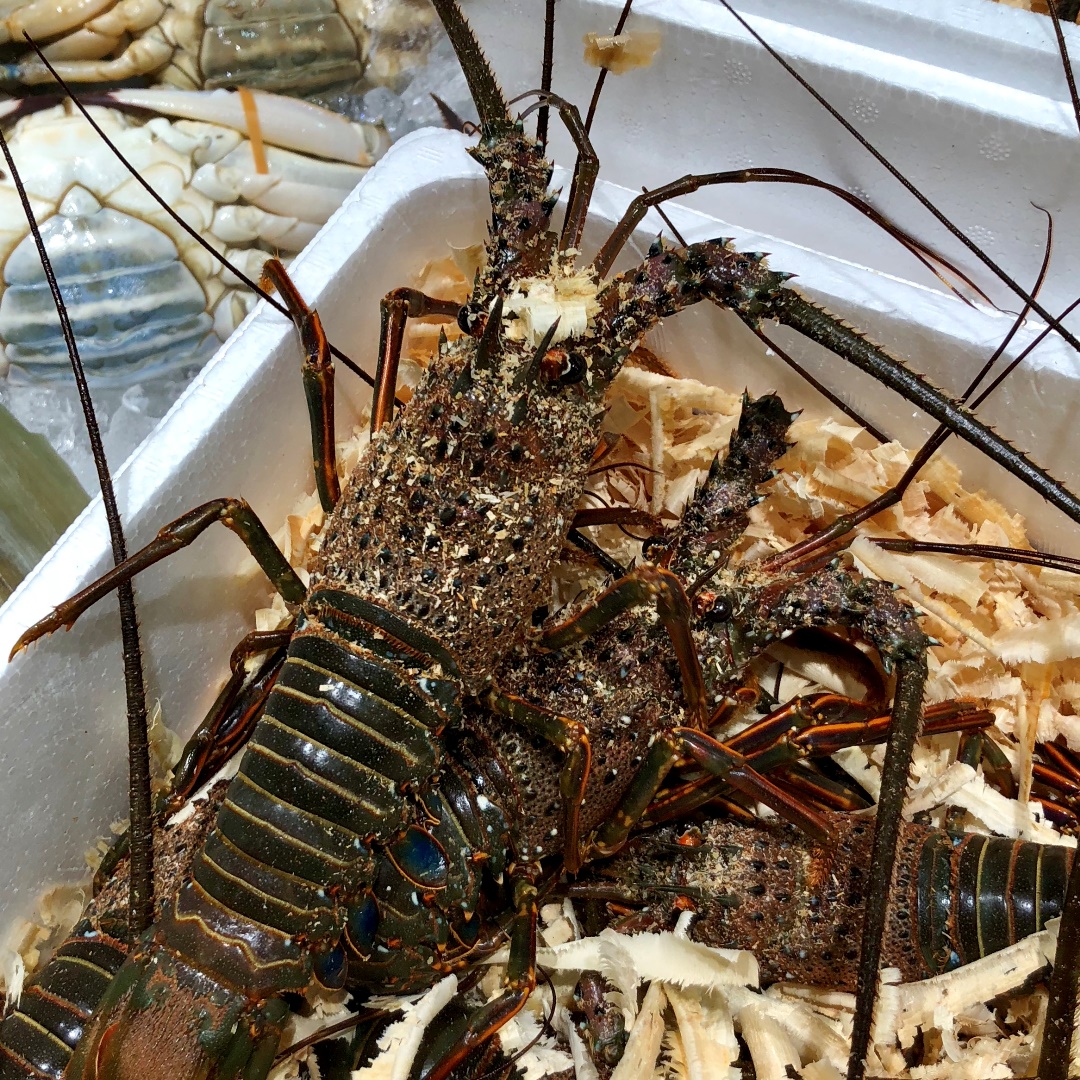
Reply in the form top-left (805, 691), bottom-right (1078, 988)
top-left (65, 945), bottom-right (289, 1080)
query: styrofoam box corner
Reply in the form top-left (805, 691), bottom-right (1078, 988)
top-left (3, 0), bottom-right (1080, 942)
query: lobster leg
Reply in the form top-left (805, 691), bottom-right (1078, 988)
top-left (371, 287), bottom-right (462, 435)
top-left (538, 564), bottom-right (709, 724)
top-left (646, 696), bottom-right (994, 824)
top-left (516, 90), bottom-right (598, 253)
top-left (592, 726), bottom-right (835, 858)
top-left (421, 877), bottom-right (539, 1080)
top-left (533, 566), bottom-right (836, 858)
top-left (10, 498), bottom-right (305, 655)
top-left (262, 257), bottom-right (340, 512)
top-left (486, 689), bottom-right (592, 871)
top-left (169, 627), bottom-right (293, 804)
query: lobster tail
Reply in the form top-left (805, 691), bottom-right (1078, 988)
top-left (64, 946), bottom-right (289, 1080)
top-left (0, 927), bottom-right (127, 1080)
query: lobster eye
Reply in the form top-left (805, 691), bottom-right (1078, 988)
top-left (555, 352), bottom-right (586, 386)
top-left (642, 535), bottom-right (669, 562)
top-left (458, 304), bottom-right (480, 334)
top-left (707, 594), bottom-right (734, 624)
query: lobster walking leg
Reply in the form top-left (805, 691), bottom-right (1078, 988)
top-left (486, 690), bottom-right (592, 871)
top-left (538, 565), bottom-right (709, 723)
top-left (647, 696), bottom-right (995, 823)
top-left (424, 877), bottom-right (539, 1080)
top-left (372, 288), bottom-right (462, 434)
top-left (262, 258), bottom-right (341, 511)
top-left (169, 628), bottom-right (293, 804)
top-left (530, 564), bottom-right (835, 855)
top-left (10, 498), bottom-right (305, 656)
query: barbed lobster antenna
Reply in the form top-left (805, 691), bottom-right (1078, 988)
top-left (12, 35), bottom-right (379, 392)
top-left (535, 0), bottom-right (556, 150)
top-left (428, 0), bottom-right (511, 130)
top-left (0, 126), bottom-right (155, 933)
top-left (1047, 0), bottom-right (1080, 136)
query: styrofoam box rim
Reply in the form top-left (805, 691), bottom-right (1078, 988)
top-left (4, 0), bottom-right (1080, 941)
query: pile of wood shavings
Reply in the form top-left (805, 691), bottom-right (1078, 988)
top-left (250, 260), bottom-right (1080, 1079)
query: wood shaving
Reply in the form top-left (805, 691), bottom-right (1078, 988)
top-left (582, 30), bottom-right (663, 74)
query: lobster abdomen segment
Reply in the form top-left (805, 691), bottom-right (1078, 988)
top-left (169, 600), bottom-right (459, 992)
top-left (916, 829), bottom-right (1071, 975)
top-left (0, 931), bottom-right (127, 1080)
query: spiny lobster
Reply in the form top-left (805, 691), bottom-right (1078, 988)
top-left (0, 390), bottom-right (1009, 1080)
top-left (8, 2), bottom-right (1080, 1079)
top-left (576, 811), bottom-right (1075, 994)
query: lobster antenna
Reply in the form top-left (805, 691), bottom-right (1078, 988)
top-left (639, 190), bottom-right (882, 437)
top-left (873, 540), bottom-right (1080, 576)
top-left (1048, 0), bottom-right (1080, 136)
top-left (713, 0), bottom-right (1080, 359)
top-left (1039, 853), bottom-right (1080, 1080)
top-left (0, 126), bottom-right (155, 934)
top-left (759, 206), bottom-right (1058, 573)
top-left (746, 322), bottom-right (890, 443)
top-left (535, 0), bottom-right (556, 150)
top-left (428, 0), bottom-right (511, 128)
top-left (595, 167), bottom-right (991, 305)
top-left (17, 35), bottom-right (376, 390)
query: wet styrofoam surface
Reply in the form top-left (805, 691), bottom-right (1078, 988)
top-left (3, 0), bottom-right (1080, 945)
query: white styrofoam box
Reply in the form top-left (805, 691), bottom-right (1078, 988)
top-left (464, 0), bottom-right (1080, 312)
top-left (3, 0), bottom-right (1080, 945)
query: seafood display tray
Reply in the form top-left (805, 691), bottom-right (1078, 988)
top-left (1, 0), bottom-right (1078, 959)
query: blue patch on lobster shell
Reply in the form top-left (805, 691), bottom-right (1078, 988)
top-left (453, 912), bottom-right (481, 947)
top-left (386, 825), bottom-right (450, 890)
top-left (313, 943), bottom-right (348, 990)
top-left (347, 894), bottom-right (379, 955)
